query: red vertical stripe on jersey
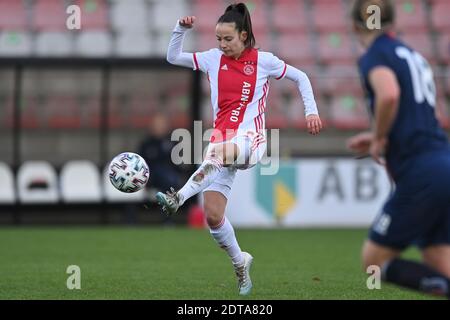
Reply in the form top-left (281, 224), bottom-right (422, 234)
top-left (213, 48), bottom-right (258, 142)
top-left (193, 53), bottom-right (199, 70)
top-left (259, 80), bottom-right (269, 113)
top-left (255, 115), bottom-right (264, 133)
top-left (255, 80), bottom-right (269, 133)
top-left (251, 133), bottom-right (266, 151)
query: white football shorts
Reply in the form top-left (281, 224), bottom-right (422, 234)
top-left (203, 130), bottom-right (267, 199)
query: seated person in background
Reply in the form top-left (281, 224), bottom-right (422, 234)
top-left (139, 113), bottom-right (184, 195)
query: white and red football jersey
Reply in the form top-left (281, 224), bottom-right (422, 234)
top-left (192, 48), bottom-right (286, 143)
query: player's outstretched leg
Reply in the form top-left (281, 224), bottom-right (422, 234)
top-left (156, 153), bottom-right (224, 215)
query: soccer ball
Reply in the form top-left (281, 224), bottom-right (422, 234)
top-left (108, 152), bottom-right (150, 193)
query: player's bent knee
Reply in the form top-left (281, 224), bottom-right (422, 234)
top-left (205, 214), bottom-right (224, 229)
top-left (203, 203), bottom-right (224, 228)
top-left (361, 240), bottom-right (400, 272)
top-left (361, 251), bottom-right (377, 272)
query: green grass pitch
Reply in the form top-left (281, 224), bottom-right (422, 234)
top-left (0, 227), bottom-right (441, 300)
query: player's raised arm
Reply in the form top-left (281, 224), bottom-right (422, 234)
top-left (284, 65), bottom-right (323, 135)
top-left (166, 16), bottom-right (197, 68)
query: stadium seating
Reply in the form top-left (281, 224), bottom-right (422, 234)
top-left (60, 160), bottom-right (102, 203)
top-left (316, 65), bottom-right (362, 96)
top-left (272, 0), bottom-right (308, 33)
top-left (152, 0), bottom-right (189, 31)
top-left (243, 0), bottom-right (269, 33)
top-left (154, 30), bottom-right (195, 55)
top-left (316, 32), bottom-right (356, 64)
top-left (0, 0), bottom-right (449, 133)
top-left (394, 0), bottom-right (428, 32)
top-left (0, 0), bottom-right (27, 30)
top-left (17, 161), bottom-right (59, 203)
top-left (255, 31), bottom-right (271, 52)
top-left (275, 33), bottom-right (315, 66)
top-left (73, 0), bottom-right (109, 30)
top-left (263, 81), bottom-right (286, 128)
top-left (265, 81), bottom-right (305, 129)
top-left (329, 94), bottom-right (370, 130)
top-left (311, 1), bottom-right (349, 32)
top-left (436, 34), bottom-right (450, 65)
top-left (0, 162), bottom-right (15, 204)
top-left (110, 0), bottom-right (149, 32)
top-left (196, 31), bottom-right (219, 52)
top-left (430, 0), bottom-right (450, 32)
top-left (191, 0), bottom-right (224, 32)
top-left (32, 0), bottom-right (67, 31)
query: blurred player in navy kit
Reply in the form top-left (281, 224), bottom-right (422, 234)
top-left (347, 0), bottom-right (450, 298)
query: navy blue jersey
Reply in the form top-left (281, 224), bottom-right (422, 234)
top-left (358, 33), bottom-right (449, 180)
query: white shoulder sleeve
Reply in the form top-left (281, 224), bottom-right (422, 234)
top-left (166, 21), bottom-right (195, 69)
top-left (284, 65), bottom-right (319, 116)
top-left (192, 48), bottom-right (220, 73)
top-left (263, 52), bottom-right (287, 80)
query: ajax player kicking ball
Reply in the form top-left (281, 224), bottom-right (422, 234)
top-left (157, 3), bottom-right (322, 295)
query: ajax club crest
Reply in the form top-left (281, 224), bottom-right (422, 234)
top-left (243, 64), bottom-right (255, 75)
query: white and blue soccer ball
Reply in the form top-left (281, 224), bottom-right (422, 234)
top-left (108, 152), bottom-right (150, 193)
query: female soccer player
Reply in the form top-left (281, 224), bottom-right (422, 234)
top-left (348, 0), bottom-right (450, 298)
top-left (157, 3), bottom-right (322, 295)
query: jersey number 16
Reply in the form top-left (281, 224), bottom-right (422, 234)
top-left (395, 46), bottom-right (436, 107)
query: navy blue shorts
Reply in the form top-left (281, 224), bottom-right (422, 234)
top-left (369, 151), bottom-right (450, 250)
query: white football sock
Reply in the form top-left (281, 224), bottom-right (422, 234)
top-left (209, 216), bottom-right (244, 266)
top-left (177, 155), bottom-right (223, 206)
